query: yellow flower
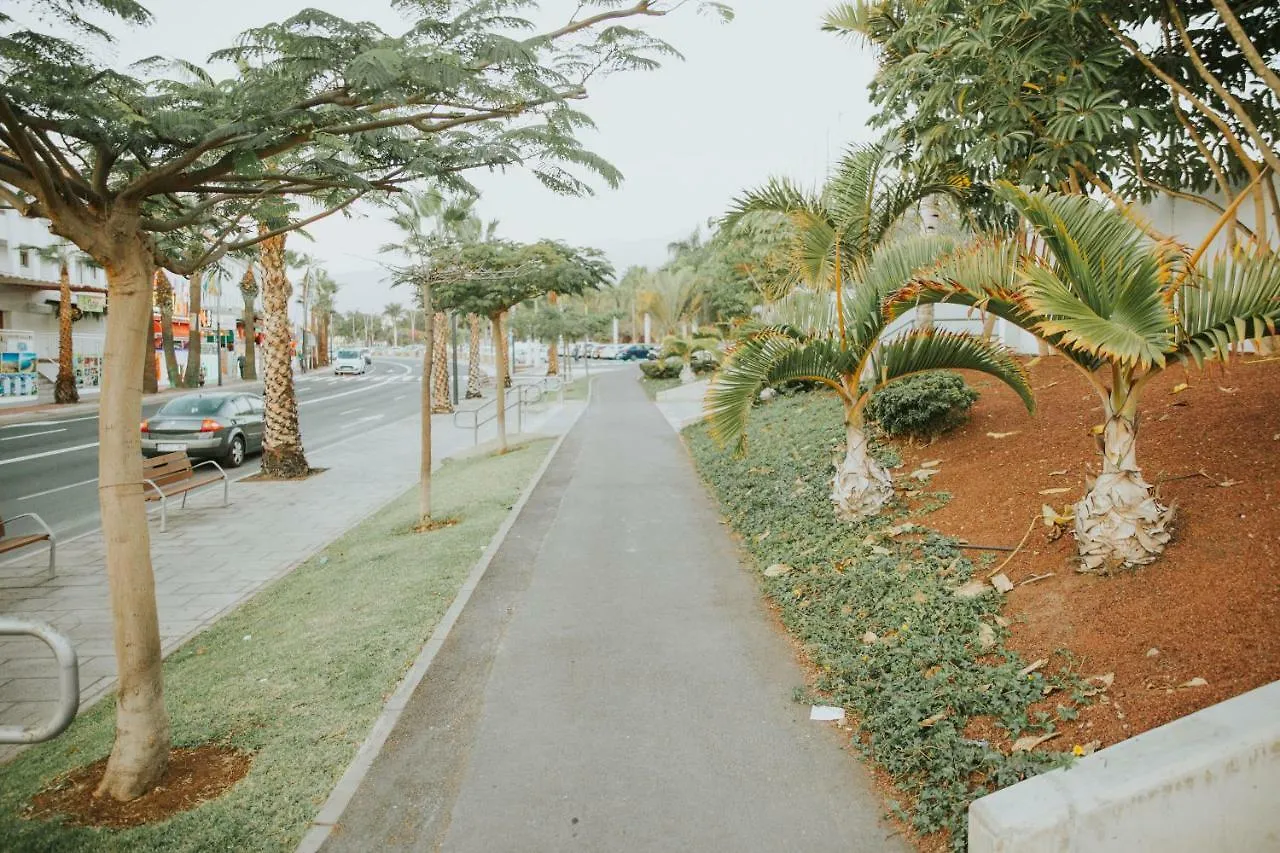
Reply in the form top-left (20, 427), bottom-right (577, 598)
top-left (1072, 744), bottom-right (1085, 757)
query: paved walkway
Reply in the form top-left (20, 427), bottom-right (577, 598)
top-left (0, 392), bottom-right (581, 761)
top-left (323, 369), bottom-right (902, 852)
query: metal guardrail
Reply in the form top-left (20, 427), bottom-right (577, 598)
top-left (0, 618), bottom-right (79, 744)
top-left (451, 376), bottom-right (564, 445)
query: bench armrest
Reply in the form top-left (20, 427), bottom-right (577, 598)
top-left (2, 512), bottom-right (54, 541)
top-left (141, 477), bottom-right (164, 497)
top-left (190, 459), bottom-right (228, 481)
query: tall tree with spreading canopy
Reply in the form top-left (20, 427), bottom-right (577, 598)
top-left (0, 0), bottom-right (727, 799)
top-left (899, 185), bottom-right (1280, 571)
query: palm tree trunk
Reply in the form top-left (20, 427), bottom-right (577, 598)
top-left (1074, 398), bottom-right (1172, 573)
top-left (157, 273), bottom-right (180, 388)
top-left (258, 230), bottom-right (310, 478)
top-left (547, 291), bottom-right (560, 376)
top-left (141, 273), bottom-right (159, 395)
top-left (431, 311), bottom-right (452, 413)
top-left (95, 236), bottom-right (170, 800)
top-left (466, 313), bottom-right (484, 399)
top-left (420, 285), bottom-right (433, 525)
top-left (241, 293), bottom-right (257, 381)
top-left (981, 311), bottom-right (997, 343)
top-left (494, 311), bottom-right (509, 452)
top-left (55, 261), bottom-right (79, 404)
top-left (183, 270), bottom-right (203, 388)
top-left (831, 417), bottom-right (894, 522)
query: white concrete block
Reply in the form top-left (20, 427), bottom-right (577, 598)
top-left (969, 680), bottom-right (1280, 853)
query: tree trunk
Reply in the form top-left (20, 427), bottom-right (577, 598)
top-left (679, 360), bottom-right (696, 384)
top-left (157, 272), bottom-right (180, 388)
top-left (95, 235), bottom-right (170, 800)
top-left (547, 291), bottom-right (560, 376)
top-left (830, 419), bottom-right (894, 522)
top-left (55, 261), bottom-right (79, 404)
top-left (431, 311), bottom-right (452, 413)
top-left (183, 270), bottom-right (203, 388)
top-left (241, 293), bottom-right (257, 381)
top-left (420, 284), bottom-right (433, 525)
top-left (980, 311), bottom-right (997, 343)
top-left (1074, 401), bottom-right (1173, 573)
top-left (466, 314), bottom-right (484, 399)
top-left (258, 230), bottom-right (310, 478)
top-left (494, 311), bottom-right (508, 452)
top-left (503, 330), bottom-right (513, 389)
top-left (141, 272), bottom-right (158, 395)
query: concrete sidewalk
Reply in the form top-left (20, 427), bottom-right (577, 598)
top-left (322, 369), bottom-right (902, 852)
top-left (0, 393), bottom-right (582, 762)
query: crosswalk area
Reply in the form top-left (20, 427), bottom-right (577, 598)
top-left (294, 373), bottom-right (422, 385)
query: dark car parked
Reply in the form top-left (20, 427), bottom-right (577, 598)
top-left (618, 344), bottom-right (657, 361)
top-left (141, 392), bottom-right (266, 468)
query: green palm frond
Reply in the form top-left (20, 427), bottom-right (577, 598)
top-left (1176, 249), bottom-right (1280, 367)
top-left (997, 184), bottom-right (1182, 369)
top-left (706, 332), bottom-right (849, 453)
top-left (845, 233), bottom-right (959, 351)
top-left (866, 329), bottom-right (1035, 415)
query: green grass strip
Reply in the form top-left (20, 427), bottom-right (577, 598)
top-left (0, 438), bottom-right (553, 852)
top-left (684, 393), bottom-right (1082, 851)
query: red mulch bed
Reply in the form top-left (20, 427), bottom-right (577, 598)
top-left (898, 355), bottom-right (1280, 750)
top-left (25, 746), bottom-right (252, 828)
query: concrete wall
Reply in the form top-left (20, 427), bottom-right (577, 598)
top-left (968, 679), bottom-right (1280, 853)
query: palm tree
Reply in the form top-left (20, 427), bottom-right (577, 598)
top-left (722, 142), bottom-right (964, 348)
top-left (662, 333), bottom-right (723, 384)
top-left (239, 266), bottom-right (259, 380)
top-left (903, 184), bottom-right (1280, 571)
top-left (258, 227), bottom-right (310, 478)
top-left (708, 235), bottom-right (1034, 521)
top-left (466, 313), bottom-right (485, 398)
top-left (153, 270), bottom-right (180, 386)
top-left (384, 302), bottom-right (405, 347)
top-left (636, 268), bottom-right (702, 339)
top-left (23, 241), bottom-right (91, 403)
top-left (312, 271), bottom-right (338, 367)
top-left (431, 311), bottom-right (452, 413)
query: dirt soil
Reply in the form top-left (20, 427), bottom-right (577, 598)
top-left (25, 746), bottom-right (252, 828)
top-left (898, 355), bottom-right (1280, 751)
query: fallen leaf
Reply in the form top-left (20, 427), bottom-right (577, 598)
top-left (861, 631), bottom-right (878, 644)
top-left (952, 579), bottom-right (989, 599)
top-left (911, 591), bottom-right (928, 604)
top-left (1171, 382), bottom-right (1189, 394)
top-left (763, 564), bottom-right (792, 578)
top-left (1090, 424), bottom-right (1105, 435)
top-left (919, 710), bottom-right (949, 728)
top-left (1048, 469), bottom-right (1068, 476)
top-left (1089, 672), bottom-right (1115, 689)
top-left (871, 546), bottom-right (893, 556)
top-left (862, 534), bottom-right (878, 546)
top-left (1038, 487), bottom-right (1070, 495)
top-left (910, 468), bottom-right (940, 482)
top-left (1019, 658), bottom-right (1047, 677)
top-left (990, 573), bottom-right (1014, 594)
top-left (1218, 479), bottom-right (1241, 488)
top-left (1179, 676), bottom-right (1208, 689)
top-left (921, 459), bottom-right (942, 468)
top-left (755, 530), bottom-right (771, 542)
top-left (994, 614), bottom-right (1011, 628)
top-left (977, 622), bottom-right (997, 651)
top-left (1012, 731), bottom-right (1061, 752)
top-left (986, 431), bottom-right (1018, 439)
top-left (1218, 386), bottom-right (1238, 394)
top-left (1042, 504), bottom-right (1073, 527)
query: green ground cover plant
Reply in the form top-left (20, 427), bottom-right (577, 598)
top-left (0, 439), bottom-right (552, 852)
top-left (685, 391), bottom-right (1082, 850)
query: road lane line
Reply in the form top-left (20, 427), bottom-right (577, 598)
top-left (1, 428), bottom-right (67, 441)
top-left (0, 415), bottom-right (99, 429)
top-left (18, 477), bottom-right (98, 500)
top-left (0, 441), bottom-right (99, 466)
top-left (339, 408), bottom-right (359, 415)
top-left (392, 395), bottom-right (405, 402)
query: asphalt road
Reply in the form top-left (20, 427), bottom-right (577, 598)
top-left (0, 357), bottom-right (424, 540)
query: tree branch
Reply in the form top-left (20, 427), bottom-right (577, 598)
top-left (1207, 0), bottom-right (1280, 104)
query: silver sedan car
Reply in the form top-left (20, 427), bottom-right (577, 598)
top-left (141, 392), bottom-right (266, 468)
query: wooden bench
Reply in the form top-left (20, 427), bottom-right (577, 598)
top-left (142, 452), bottom-right (229, 533)
top-left (0, 513), bottom-right (56, 576)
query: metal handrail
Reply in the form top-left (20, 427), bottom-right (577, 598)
top-left (450, 378), bottom-right (560, 445)
top-left (0, 618), bottom-right (79, 744)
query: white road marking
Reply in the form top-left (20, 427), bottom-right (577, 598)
top-left (339, 408), bottom-right (359, 415)
top-left (0, 415), bottom-right (99, 429)
top-left (0, 441), bottom-right (99, 466)
top-left (392, 395), bottom-right (405, 402)
top-left (18, 477), bottom-right (98, 500)
top-left (354, 414), bottom-right (385, 424)
top-left (1, 428), bottom-right (67, 441)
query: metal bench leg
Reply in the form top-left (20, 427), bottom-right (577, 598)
top-left (222, 478), bottom-right (229, 507)
top-left (181, 490), bottom-right (189, 510)
top-left (159, 497), bottom-right (168, 534)
top-left (47, 538), bottom-right (55, 577)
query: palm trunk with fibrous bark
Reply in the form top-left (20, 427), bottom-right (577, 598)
top-left (54, 261), bottom-right (80, 403)
top-left (466, 313), bottom-right (484, 399)
top-left (431, 311), bottom-right (452, 413)
top-left (258, 230), bottom-right (310, 478)
top-left (831, 416), bottom-right (894, 522)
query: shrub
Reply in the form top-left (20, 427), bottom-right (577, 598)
top-left (866, 372), bottom-right (978, 440)
top-left (640, 357), bottom-right (683, 380)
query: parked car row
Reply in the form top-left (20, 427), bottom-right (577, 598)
top-left (570, 342), bottom-right (660, 361)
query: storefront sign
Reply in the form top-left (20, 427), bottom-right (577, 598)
top-left (0, 331), bottom-right (39, 403)
top-left (74, 292), bottom-right (107, 313)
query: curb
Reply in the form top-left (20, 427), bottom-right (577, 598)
top-left (294, 391), bottom-right (590, 853)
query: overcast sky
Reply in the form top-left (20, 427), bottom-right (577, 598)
top-left (99, 1), bottom-right (880, 313)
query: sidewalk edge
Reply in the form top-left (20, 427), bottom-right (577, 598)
top-left (294, 394), bottom-right (589, 853)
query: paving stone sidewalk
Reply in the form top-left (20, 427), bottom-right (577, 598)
top-left (0, 396), bottom-right (583, 761)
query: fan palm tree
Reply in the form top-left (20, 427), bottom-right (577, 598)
top-left (708, 235), bottom-right (1034, 522)
top-left (384, 302), bottom-right (405, 347)
top-left (661, 333), bottom-right (723, 384)
top-left (239, 266), bottom-right (259, 380)
top-left (636, 268), bottom-right (702, 339)
top-left (900, 184), bottom-right (1280, 571)
top-left (722, 141), bottom-right (965, 347)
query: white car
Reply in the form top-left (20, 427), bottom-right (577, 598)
top-left (334, 348), bottom-right (367, 375)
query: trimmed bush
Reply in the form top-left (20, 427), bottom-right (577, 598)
top-left (866, 372), bottom-right (978, 440)
top-left (640, 357), bottom-right (683, 380)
